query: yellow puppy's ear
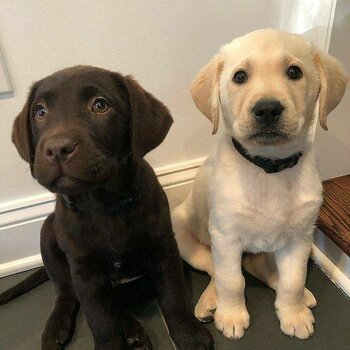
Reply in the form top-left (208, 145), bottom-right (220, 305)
top-left (314, 52), bottom-right (348, 130)
top-left (190, 54), bottom-right (224, 135)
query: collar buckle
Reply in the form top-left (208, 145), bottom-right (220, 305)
top-left (62, 195), bottom-right (75, 209)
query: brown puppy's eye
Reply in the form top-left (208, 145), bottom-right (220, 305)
top-left (92, 97), bottom-right (109, 113)
top-left (35, 104), bottom-right (47, 120)
top-left (287, 66), bottom-right (303, 80)
top-left (233, 70), bottom-right (248, 84)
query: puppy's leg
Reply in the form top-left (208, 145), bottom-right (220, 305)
top-left (172, 204), bottom-right (214, 276)
top-left (242, 253), bottom-right (316, 308)
top-left (173, 203), bottom-right (218, 323)
top-left (121, 313), bottom-right (152, 350)
top-left (151, 236), bottom-right (214, 350)
top-left (211, 231), bottom-right (250, 340)
top-left (274, 238), bottom-right (315, 339)
top-left (40, 215), bottom-right (80, 350)
top-left (70, 263), bottom-right (126, 350)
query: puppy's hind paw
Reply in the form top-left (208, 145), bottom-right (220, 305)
top-left (304, 288), bottom-right (317, 309)
top-left (195, 284), bottom-right (217, 323)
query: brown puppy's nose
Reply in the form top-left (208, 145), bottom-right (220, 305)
top-left (253, 99), bottom-right (284, 126)
top-left (45, 139), bottom-right (77, 164)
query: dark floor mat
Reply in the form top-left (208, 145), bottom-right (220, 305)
top-left (184, 261), bottom-right (350, 350)
top-left (0, 260), bottom-right (349, 349)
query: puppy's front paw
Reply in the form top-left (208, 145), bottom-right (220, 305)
top-left (214, 304), bottom-right (250, 340)
top-left (42, 304), bottom-right (78, 350)
top-left (171, 321), bottom-right (214, 350)
top-left (276, 304), bottom-right (315, 339)
top-left (121, 313), bottom-right (152, 350)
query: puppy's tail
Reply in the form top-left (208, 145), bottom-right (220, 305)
top-left (0, 267), bottom-right (49, 305)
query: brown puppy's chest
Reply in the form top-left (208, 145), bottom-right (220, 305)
top-left (55, 207), bottom-right (163, 283)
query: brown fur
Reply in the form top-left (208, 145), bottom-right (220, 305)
top-left (7, 66), bottom-right (213, 350)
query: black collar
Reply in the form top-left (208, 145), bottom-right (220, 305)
top-left (231, 138), bottom-right (303, 174)
top-left (62, 190), bottom-right (136, 216)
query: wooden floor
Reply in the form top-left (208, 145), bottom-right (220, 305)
top-left (0, 262), bottom-right (349, 349)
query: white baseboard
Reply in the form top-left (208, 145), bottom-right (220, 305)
top-left (0, 254), bottom-right (43, 278)
top-left (1, 157), bottom-right (349, 299)
top-left (311, 244), bottom-right (350, 297)
top-left (0, 159), bottom-right (203, 277)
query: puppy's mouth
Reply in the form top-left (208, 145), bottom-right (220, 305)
top-left (36, 162), bottom-right (113, 195)
top-left (249, 129), bottom-right (290, 145)
top-left (48, 174), bottom-right (94, 195)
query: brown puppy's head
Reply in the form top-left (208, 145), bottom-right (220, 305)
top-left (12, 66), bottom-right (173, 195)
top-left (191, 29), bottom-right (348, 156)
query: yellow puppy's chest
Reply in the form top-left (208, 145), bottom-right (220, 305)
top-left (206, 144), bottom-right (323, 253)
top-left (218, 172), bottom-right (322, 253)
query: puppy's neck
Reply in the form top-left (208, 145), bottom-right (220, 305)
top-left (244, 141), bottom-right (304, 160)
top-left (227, 131), bottom-right (311, 160)
top-left (60, 158), bottom-right (139, 216)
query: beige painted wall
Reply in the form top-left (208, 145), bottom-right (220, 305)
top-left (313, 0), bottom-right (350, 284)
top-left (0, 0), bottom-right (282, 205)
top-left (314, 0), bottom-right (350, 180)
top-left (0, 1), bottom-right (348, 280)
top-left (1, 0), bottom-right (346, 206)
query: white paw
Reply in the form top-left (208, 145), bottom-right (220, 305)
top-left (214, 304), bottom-right (250, 340)
top-left (195, 283), bottom-right (217, 322)
top-left (304, 288), bottom-right (317, 308)
top-left (276, 304), bottom-right (315, 339)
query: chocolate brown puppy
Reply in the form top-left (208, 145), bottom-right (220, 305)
top-left (4, 66), bottom-right (214, 350)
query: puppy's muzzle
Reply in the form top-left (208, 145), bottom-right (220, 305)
top-left (45, 138), bottom-right (78, 164)
top-left (252, 99), bottom-right (284, 127)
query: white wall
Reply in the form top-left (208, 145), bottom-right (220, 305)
top-left (0, 0), bottom-right (282, 205)
top-left (278, 0), bottom-right (350, 294)
top-left (314, 0), bottom-right (350, 180)
top-left (0, 0), bottom-right (349, 286)
top-left (312, 0), bottom-right (350, 295)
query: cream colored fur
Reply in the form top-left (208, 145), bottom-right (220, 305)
top-left (172, 29), bottom-right (347, 340)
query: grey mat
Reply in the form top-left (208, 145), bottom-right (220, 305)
top-left (0, 261), bottom-right (349, 349)
top-left (184, 261), bottom-right (350, 350)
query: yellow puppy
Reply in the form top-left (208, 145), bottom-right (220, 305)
top-left (172, 29), bottom-right (347, 340)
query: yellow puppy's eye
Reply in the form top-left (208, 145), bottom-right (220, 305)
top-left (233, 70), bottom-right (248, 84)
top-left (35, 104), bottom-right (48, 120)
top-left (287, 66), bottom-right (303, 80)
top-left (92, 97), bottom-right (109, 113)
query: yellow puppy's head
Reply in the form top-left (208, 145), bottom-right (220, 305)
top-left (191, 29), bottom-right (347, 153)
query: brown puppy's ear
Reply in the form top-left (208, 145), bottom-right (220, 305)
top-left (124, 76), bottom-right (173, 158)
top-left (12, 96), bottom-right (34, 163)
top-left (191, 54), bottom-right (224, 135)
top-left (314, 52), bottom-right (348, 130)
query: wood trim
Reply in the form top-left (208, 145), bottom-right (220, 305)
top-left (317, 175), bottom-right (350, 256)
